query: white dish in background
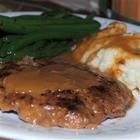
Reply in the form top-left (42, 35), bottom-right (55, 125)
top-left (0, 12), bottom-right (140, 140)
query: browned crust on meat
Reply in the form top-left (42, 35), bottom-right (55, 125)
top-left (0, 61), bottom-right (134, 129)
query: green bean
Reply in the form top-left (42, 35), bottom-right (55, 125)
top-left (0, 23), bottom-right (99, 57)
top-left (0, 15), bottom-right (80, 25)
top-left (0, 22), bottom-right (100, 34)
top-left (0, 9), bottom-right (99, 34)
top-left (37, 41), bottom-right (73, 58)
top-left (0, 11), bottom-right (86, 26)
top-left (0, 35), bottom-right (21, 57)
top-left (0, 10), bottom-right (100, 63)
top-left (0, 40), bottom-right (48, 63)
top-left (0, 40), bottom-right (73, 63)
top-left (6, 27), bottom-right (99, 56)
top-left (11, 40), bottom-right (46, 60)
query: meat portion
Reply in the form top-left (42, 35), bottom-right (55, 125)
top-left (0, 61), bottom-right (134, 129)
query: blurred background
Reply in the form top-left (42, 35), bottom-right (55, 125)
top-left (0, 0), bottom-right (139, 24)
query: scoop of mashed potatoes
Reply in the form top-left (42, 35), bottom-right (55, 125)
top-left (72, 22), bottom-right (140, 92)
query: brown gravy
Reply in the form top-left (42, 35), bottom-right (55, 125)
top-left (3, 63), bottom-right (96, 95)
top-left (73, 34), bottom-right (140, 62)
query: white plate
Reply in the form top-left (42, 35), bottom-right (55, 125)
top-left (0, 12), bottom-right (140, 140)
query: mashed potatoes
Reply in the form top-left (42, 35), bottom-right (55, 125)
top-left (73, 22), bottom-right (140, 92)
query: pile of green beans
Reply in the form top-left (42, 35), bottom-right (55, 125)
top-left (0, 10), bottom-right (100, 63)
